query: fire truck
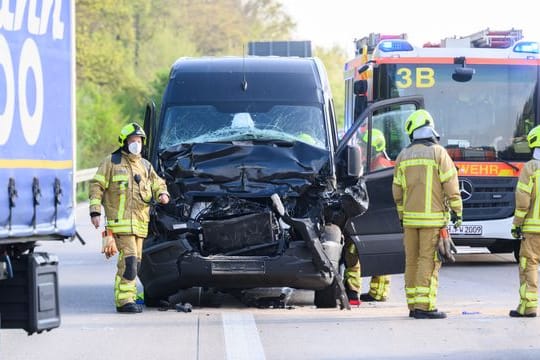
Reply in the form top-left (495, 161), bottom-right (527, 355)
top-left (343, 29), bottom-right (540, 260)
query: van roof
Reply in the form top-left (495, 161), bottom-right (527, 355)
top-left (170, 56), bottom-right (319, 75)
top-left (164, 56), bottom-right (325, 105)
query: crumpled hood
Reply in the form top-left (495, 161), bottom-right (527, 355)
top-left (159, 142), bottom-right (331, 198)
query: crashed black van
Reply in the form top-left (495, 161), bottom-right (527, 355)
top-left (140, 56), bottom-right (423, 308)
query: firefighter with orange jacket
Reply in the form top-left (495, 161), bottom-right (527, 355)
top-left (344, 128), bottom-right (393, 305)
top-left (361, 129), bottom-right (392, 302)
top-left (392, 110), bottom-right (462, 319)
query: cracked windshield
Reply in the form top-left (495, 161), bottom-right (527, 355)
top-left (159, 104), bottom-right (327, 149)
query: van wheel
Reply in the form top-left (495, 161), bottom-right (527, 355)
top-left (314, 281), bottom-right (338, 308)
top-left (143, 290), bottom-right (161, 308)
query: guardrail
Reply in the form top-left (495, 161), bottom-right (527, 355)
top-left (76, 167), bottom-right (97, 183)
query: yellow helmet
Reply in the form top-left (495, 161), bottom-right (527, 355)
top-left (404, 109), bottom-right (435, 136)
top-left (362, 128), bottom-right (386, 152)
top-left (118, 123), bottom-right (146, 146)
top-left (527, 125), bottom-right (540, 148)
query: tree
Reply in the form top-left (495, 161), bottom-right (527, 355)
top-left (76, 0), bottom-right (304, 168)
top-left (314, 45), bottom-right (348, 129)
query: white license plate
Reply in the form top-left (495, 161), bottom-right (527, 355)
top-left (448, 224), bottom-right (482, 235)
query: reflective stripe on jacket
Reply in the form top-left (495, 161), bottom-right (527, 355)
top-left (392, 141), bottom-right (462, 228)
top-left (513, 159), bottom-right (540, 233)
top-left (89, 151), bottom-right (169, 237)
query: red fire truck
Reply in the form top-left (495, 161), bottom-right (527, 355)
top-left (344, 29), bottom-right (540, 260)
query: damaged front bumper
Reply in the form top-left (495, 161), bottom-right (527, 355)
top-left (139, 239), bottom-right (336, 300)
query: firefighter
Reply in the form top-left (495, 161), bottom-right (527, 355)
top-left (343, 128), bottom-right (393, 305)
top-left (89, 123), bottom-right (170, 313)
top-left (363, 128), bottom-right (393, 171)
top-left (509, 125), bottom-right (540, 318)
top-left (343, 239), bottom-right (362, 306)
top-left (392, 110), bottom-right (462, 319)
top-left (360, 128), bottom-right (392, 302)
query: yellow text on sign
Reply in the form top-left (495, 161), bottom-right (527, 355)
top-left (395, 67), bottom-right (435, 89)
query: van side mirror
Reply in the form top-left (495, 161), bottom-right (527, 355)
top-left (347, 145), bottom-right (363, 177)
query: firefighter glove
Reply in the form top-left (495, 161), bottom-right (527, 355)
top-left (511, 225), bottom-right (523, 240)
top-left (450, 211), bottom-right (462, 229)
top-left (101, 229), bottom-right (118, 259)
top-left (437, 228), bottom-right (457, 263)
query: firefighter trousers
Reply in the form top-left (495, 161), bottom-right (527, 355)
top-left (367, 275), bottom-right (390, 300)
top-left (403, 227), bottom-right (441, 312)
top-left (114, 234), bottom-right (144, 307)
top-left (343, 238), bottom-right (391, 298)
top-left (516, 233), bottom-right (540, 315)
top-left (344, 238), bottom-right (361, 293)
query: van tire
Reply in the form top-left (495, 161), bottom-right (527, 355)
top-left (143, 290), bottom-right (161, 308)
top-left (314, 282), bottom-right (338, 309)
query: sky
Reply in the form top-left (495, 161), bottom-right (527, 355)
top-left (279, 0), bottom-right (540, 58)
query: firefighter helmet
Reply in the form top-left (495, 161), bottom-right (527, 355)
top-left (404, 109), bottom-right (435, 136)
top-left (527, 125), bottom-right (540, 148)
top-left (118, 123), bottom-right (146, 146)
top-left (362, 128), bottom-right (386, 152)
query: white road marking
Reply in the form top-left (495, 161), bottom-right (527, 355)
top-left (222, 312), bottom-right (265, 360)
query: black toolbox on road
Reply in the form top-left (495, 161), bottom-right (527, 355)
top-left (0, 252), bottom-right (60, 334)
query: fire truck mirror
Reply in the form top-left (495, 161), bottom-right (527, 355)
top-left (452, 67), bottom-right (475, 82)
top-left (354, 80), bottom-right (368, 95)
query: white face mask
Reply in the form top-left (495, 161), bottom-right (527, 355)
top-left (534, 148), bottom-right (540, 160)
top-left (128, 142), bottom-right (142, 155)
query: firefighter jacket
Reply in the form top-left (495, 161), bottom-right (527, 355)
top-left (89, 150), bottom-right (169, 237)
top-left (392, 141), bottom-right (462, 228)
top-left (513, 159), bottom-right (540, 233)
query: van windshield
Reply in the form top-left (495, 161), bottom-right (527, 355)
top-left (159, 104), bottom-right (327, 149)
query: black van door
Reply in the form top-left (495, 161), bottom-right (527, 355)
top-left (336, 96), bottom-right (424, 277)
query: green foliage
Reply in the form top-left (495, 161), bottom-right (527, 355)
top-left (314, 46), bottom-right (348, 130)
top-left (75, 0), bottom-right (346, 169)
top-left (76, 82), bottom-right (126, 169)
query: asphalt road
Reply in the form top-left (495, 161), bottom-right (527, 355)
top-left (1, 204), bottom-right (539, 360)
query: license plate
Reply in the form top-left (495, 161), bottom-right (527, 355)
top-left (448, 224), bottom-right (482, 235)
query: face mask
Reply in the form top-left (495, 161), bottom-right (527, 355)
top-left (128, 142), bottom-right (142, 155)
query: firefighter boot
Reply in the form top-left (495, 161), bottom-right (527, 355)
top-left (117, 302), bottom-right (143, 313)
top-left (360, 293), bottom-right (387, 302)
top-left (413, 309), bottom-right (447, 319)
top-left (346, 288), bottom-right (361, 307)
top-left (509, 310), bottom-right (537, 318)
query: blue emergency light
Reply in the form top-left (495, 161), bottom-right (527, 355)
top-left (513, 41), bottom-right (539, 54)
top-left (378, 39), bottom-right (414, 52)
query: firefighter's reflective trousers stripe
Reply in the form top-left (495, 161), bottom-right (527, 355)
top-left (368, 275), bottom-right (390, 300)
top-left (114, 234), bottom-right (144, 307)
top-left (403, 227), bottom-right (441, 311)
top-left (343, 239), bottom-right (391, 298)
top-left (344, 238), bottom-right (361, 292)
top-left (516, 233), bottom-right (540, 315)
